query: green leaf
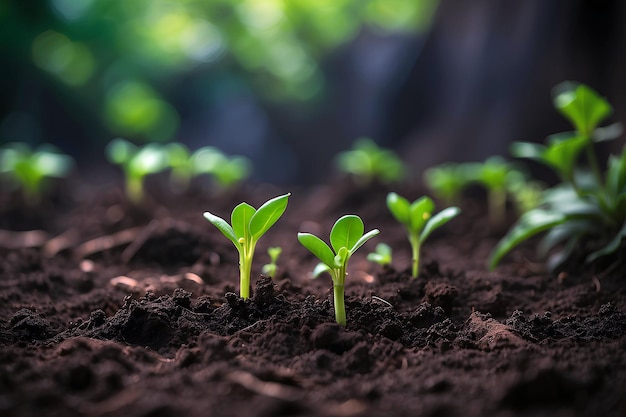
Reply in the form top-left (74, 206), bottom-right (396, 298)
top-left (420, 206), bottom-right (461, 242)
top-left (312, 262), bottom-right (331, 278)
top-left (334, 247), bottom-right (350, 268)
top-left (330, 215), bottom-right (364, 253)
top-left (349, 228), bottom-right (380, 254)
top-left (488, 209), bottom-right (566, 270)
top-left (249, 193), bottom-right (290, 240)
top-left (586, 220), bottom-right (626, 263)
top-left (386, 192), bottom-right (410, 225)
top-left (231, 202), bottom-right (256, 241)
top-left (409, 196), bottom-right (435, 233)
top-left (297, 232), bottom-right (336, 268)
top-left (203, 211), bottom-right (239, 247)
top-left (553, 82), bottom-right (612, 136)
top-left (106, 138), bottom-right (136, 165)
top-left (510, 141), bottom-right (546, 160)
top-left (592, 122), bottom-right (623, 143)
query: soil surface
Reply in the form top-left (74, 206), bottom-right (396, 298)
top-left (1, 179), bottom-right (625, 417)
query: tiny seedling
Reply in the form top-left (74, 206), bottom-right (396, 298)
top-left (261, 246), bottom-right (282, 278)
top-left (0, 142), bottom-right (73, 205)
top-left (423, 163), bottom-right (471, 206)
top-left (386, 192), bottom-right (461, 278)
top-left (367, 242), bottom-right (392, 266)
top-left (489, 81), bottom-right (626, 272)
top-left (203, 193), bottom-right (290, 299)
top-left (298, 215), bottom-right (379, 326)
top-left (164, 142), bottom-right (192, 191)
top-left (106, 138), bottom-right (168, 203)
top-left (192, 147), bottom-right (251, 189)
top-left (464, 157), bottom-right (513, 226)
top-left (335, 138), bottom-right (405, 185)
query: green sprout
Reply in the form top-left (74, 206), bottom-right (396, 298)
top-left (386, 193), bottom-right (461, 278)
top-left (261, 246), bottom-right (282, 278)
top-left (335, 138), bottom-right (405, 185)
top-left (203, 193), bottom-right (290, 299)
top-left (0, 142), bottom-right (73, 205)
top-left (164, 142), bottom-right (193, 191)
top-left (192, 147), bottom-right (251, 189)
top-left (423, 163), bottom-right (472, 206)
top-left (489, 82), bottom-right (626, 272)
top-left (105, 138), bottom-right (168, 203)
top-left (298, 215), bottom-right (379, 326)
top-left (367, 242), bottom-right (393, 266)
top-left (464, 157), bottom-right (513, 226)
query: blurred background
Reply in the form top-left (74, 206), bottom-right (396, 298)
top-left (1, 0), bottom-right (625, 185)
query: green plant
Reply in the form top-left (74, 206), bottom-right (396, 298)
top-left (261, 246), bottom-right (282, 278)
top-left (298, 215), bottom-right (379, 325)
top-left (0, 142), bottom-right (73, 205)
top-left (192, 147), bottom-right (251, 189)
top-left (386, 192), bottom-right (461, 278)
top-left (106, 138), bottom-right (168, 203)
top-left (489, 82), bottom-right (626, 272)
top-left (164, 142), bottom-right (193, 191)
top-left (423, 163), bottom-right (471, 206)
top-left (203, 193), bottom-right (290, 299)
top-left (464, 157), bottom-right (514, 226)
top-left (335, 138), bottom-right (405, 185)
top-left (367, 242), bottom-right (392, 266)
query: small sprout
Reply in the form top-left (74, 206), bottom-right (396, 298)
top-left (203, 193), bottom-right (290, 299)
top-left (164, 142), bottom-right (192, 191)
top-left (298, 215), bottom-right (379, 325)
top-left (367, 243), bottom-right (392, 266)
top-left (0, 142), bottom-right (73, 205)
top-left (192, 147), bottom-right (251, 189)
top-left (423, 163), bottom-right (471, 206)
top-left (386, 192), bottom-right (461, 278)
top-left (489, 82), bottom-right (626, 273)
top-left (106, 138), bottom-right (168, 203)
top-left (335, 138), bottom-right (405, 185)
top-left (464, 157), bottom-right (511, 226)
top-left (261, 246), bottom-right (282, 278)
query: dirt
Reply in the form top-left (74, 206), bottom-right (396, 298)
top-left (1, 179), bottom-right (625, 417)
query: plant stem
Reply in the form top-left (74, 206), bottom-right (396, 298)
top-left (489, 187), bottom-right (506, 227)
top-left (127, 176), bottom-right (143, 204)
top-left (239, 243), bottom-right (255, 299)
top-left (410, 234), bottom-right (420, 278)
top-left (333, 283), bottom-right (346, 326)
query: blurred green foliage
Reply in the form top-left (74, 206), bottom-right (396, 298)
top-left (1, 0), bottom-right (438, 142)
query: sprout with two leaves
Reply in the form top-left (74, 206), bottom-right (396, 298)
top-left (261, 247), bottom-right (282, 278)
top-left (0, 142), bottom-right (73, 205)
top-left (387, 193), bottom-right (461, 278)
top-left (106, 138), bottom-right (168, 203)
top-left (335, 138), bottom-right (405, 186)
top-left (367, 243), bottom-right (393, 267)
top-left (298, 215), bottom-right (379, 326)
top-left (203, 194), bottom-right (290, 299)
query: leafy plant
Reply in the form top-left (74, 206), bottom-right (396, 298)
top-left (423, 163), bottom-right (471, 206)
top-left (464, 157), bottom-right (514, 226)
top-left (0, 142), bottom-right (73, 205)
top-left (203, 193), bottom-right (290, 299)
top-left (386, 193), bottom-right (461, 278)
top-left (106, 138), bottom-right (168, 203)
top-left (489, 82), bottom-right (626, 272)
top-left (335, 138), bottom-right (405, 185)
top-left (164, 142), bottom-right (193, 191)
top-left (298, 215), bottom-right (379, 325)
top-left (261, 246), bottom-right (282, 278)
top-left (367, 242), bottom-right (392, 266)
top-left (192, 147), bottom-right (251, 189)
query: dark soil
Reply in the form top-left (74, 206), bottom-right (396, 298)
top-left (1, 179), bottom-right (625, 417)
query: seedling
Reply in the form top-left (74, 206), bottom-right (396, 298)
top-left (367, 242), bottom-right (392, 266)
top-left (489, 82), bottom-right (626, 272)
top-left (261, 246), bottom-right (282, 278)
top-left (423, 163), bottom-right (471, 206)
top-left (0, 142), bottom-right (73, 205)
top-left (386, 192), bottom-right (461, 278)
top-left (464, 157), bottom-right (513, 226)
top-left (203, 193), bottom-right (290, 299)
top-left (335, 138), bottom-right (405, 185)
top-left (298, 215), bottom-right (379, 325)
top-left (164, 142), bottom-right (193, 191)
top-left (105, 138), bottom-right (168, 203)
top-left (192, 147), bottom-right (251, 189)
